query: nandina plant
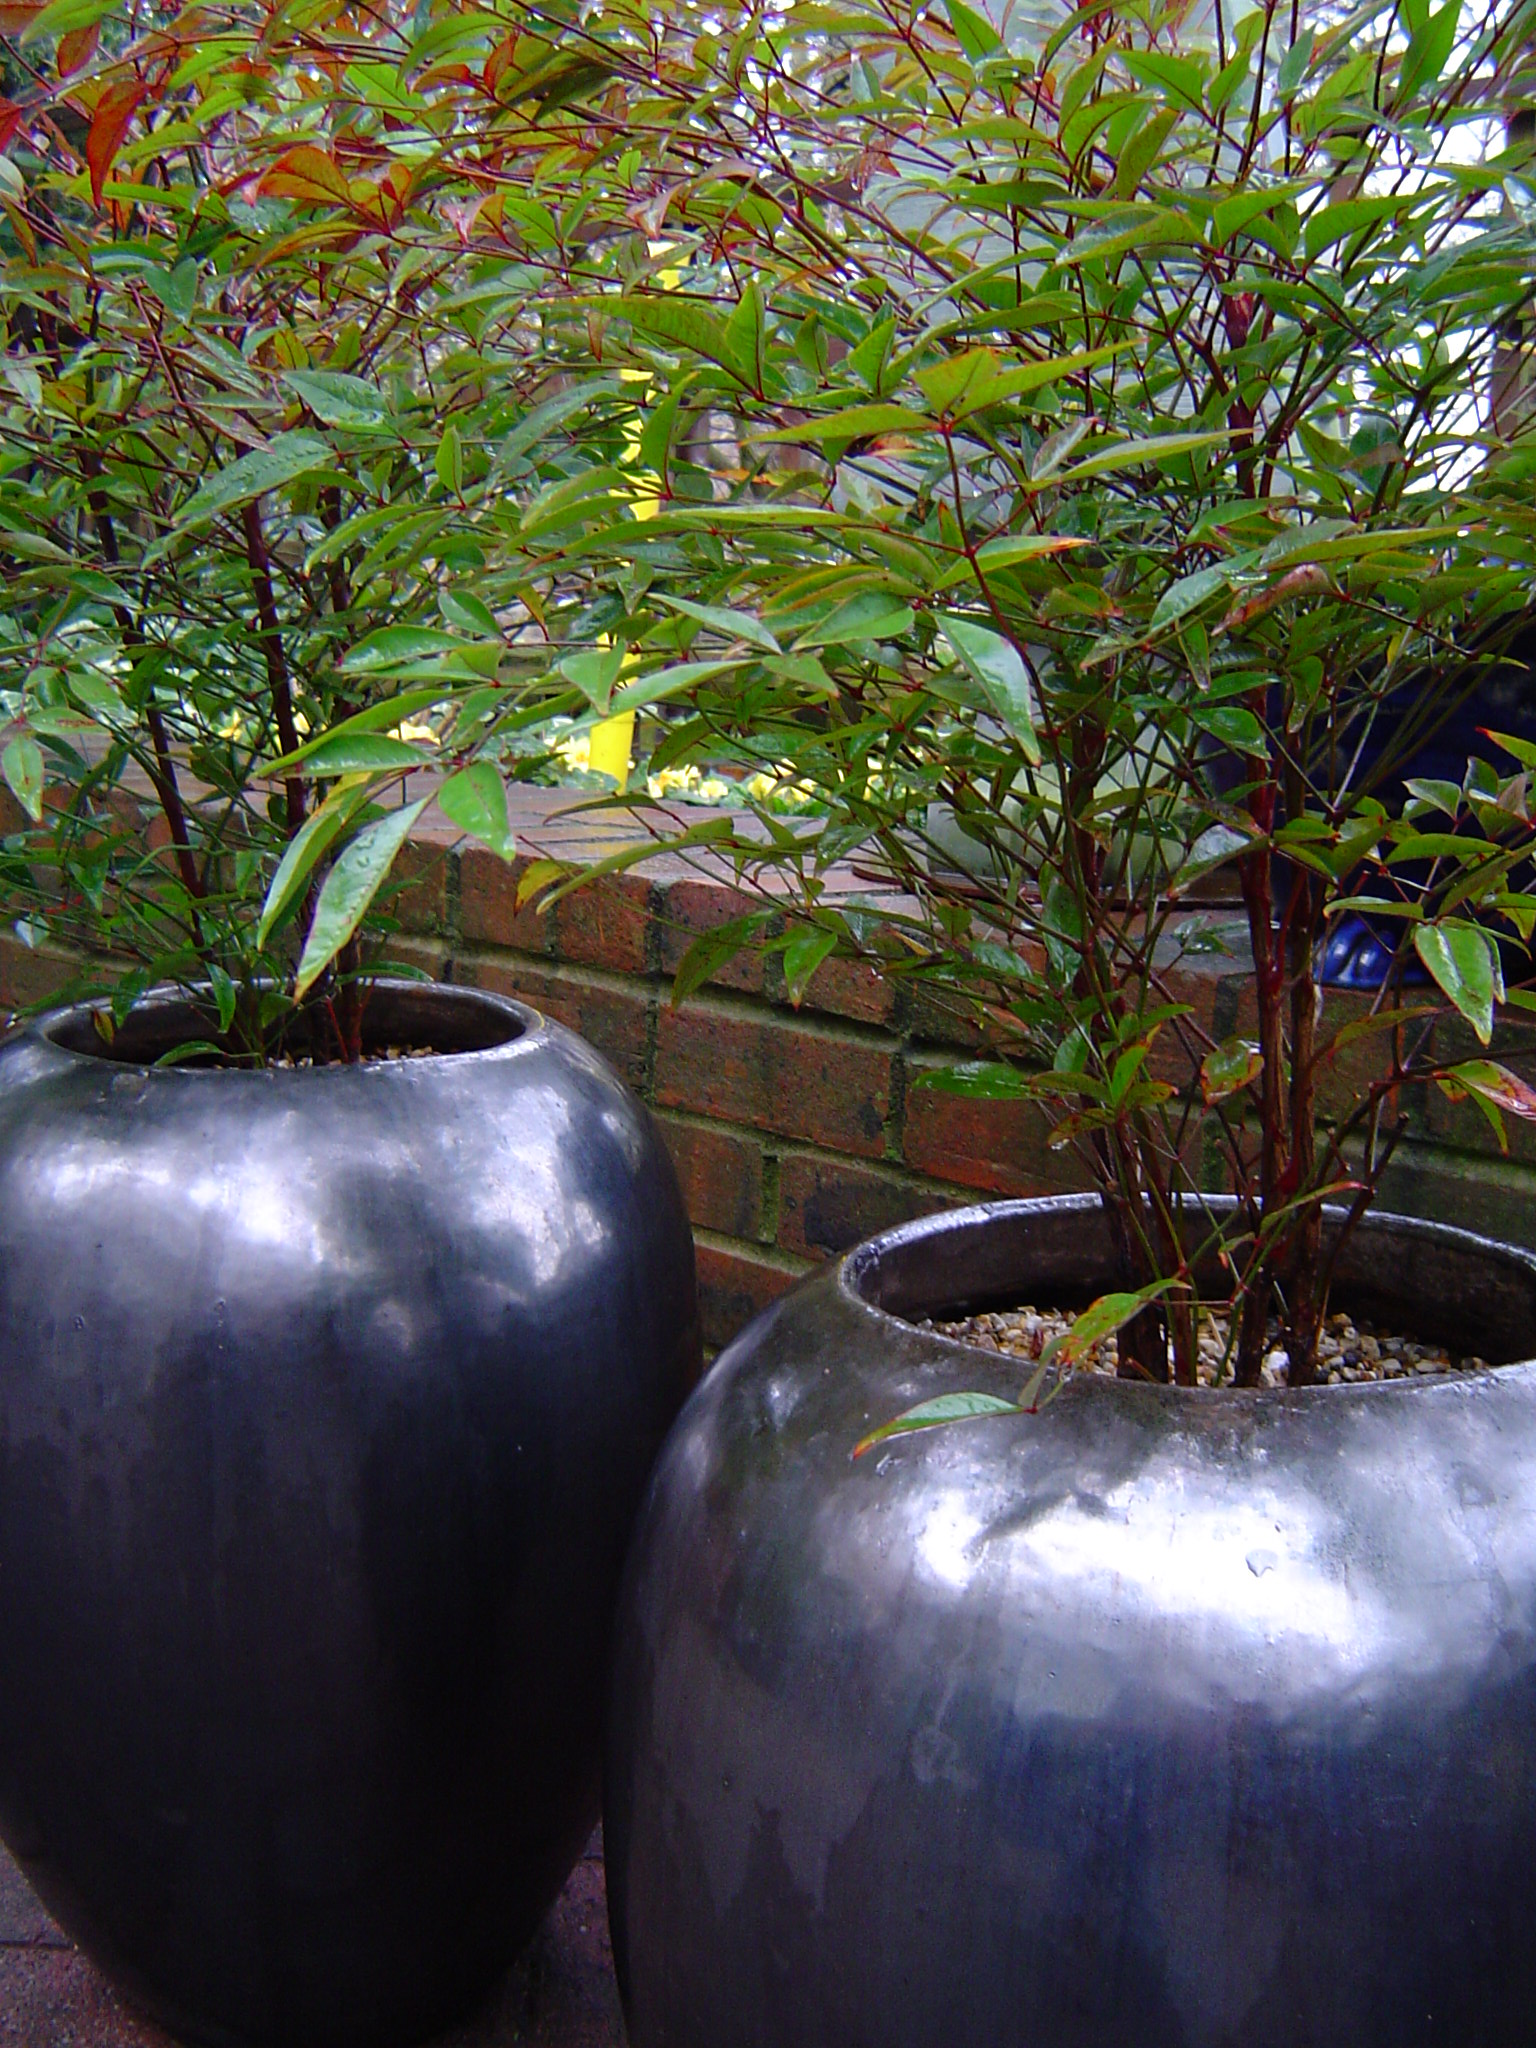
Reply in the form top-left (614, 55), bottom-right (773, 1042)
top-left (365, 0), bottom-right (1536, 1388)
top-left (8, 0), bottom-right (1536, 1396)
top-left (0, 0), bottom-right (635, 1060)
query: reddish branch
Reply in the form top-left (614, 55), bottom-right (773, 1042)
top-left (84, 475), bottom-right (206, 925)
top-left (240, 500), bottom-right (306, 837)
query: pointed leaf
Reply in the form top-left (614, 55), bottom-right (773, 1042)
top-left (256, 781), bottom-right (373, 949)
top-left (1151, 565), bottom-right (1230, 630)
top-left (853, 1391), bottom-right (1021, 1460)
top-left (1200, 1037), bottom-right (1263, 1104)
top-left (1415, 922), bottom-right (1503, 1044)
top-left (1041, 1284), bottom-right (1172, 1368)
top-left (283, 369), bottom-right (388, 427)
top-left (798, 593), bottom-right (914, 648)
top-left (782, 925), bottom-right (838, 1006)
top-left (937, 617), bottom-right (1041, 763)
top-left (655, 594), bottom-right (781, 653)
top-left (178, 434), bottom-right (333, 531)
top-left (293, 800), bottom-right (427, 999)
top-left (1443, 1059), bottom-right (1536, 1122)
top-left (288, 734), bottom-right (429, 777)
top-left (438, 762), bottom-right (515, 859)
top-left (85, 79), bottom-right (143, 206)
top-left (2, 736), bottom-right (43, 822)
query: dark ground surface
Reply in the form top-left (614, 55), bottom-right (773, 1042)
top-left (0, 1832), bottom-right (627, 2047)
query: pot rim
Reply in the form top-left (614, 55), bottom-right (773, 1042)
top-left (22, 977), bottom-right (548, 1078)
top-left (836, 1192), bottom-right (1536, 1389)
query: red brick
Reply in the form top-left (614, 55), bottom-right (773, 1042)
top-left (790, 951), bottom-right (895, 1027)
top-left (694, 1237), bottom-right (809, 1351)
top-left (653, 878), bottom-right (769, 995)
top-left (902, 1062), bottom-right (1091, 1197)
top-left (657, 1115), bottom-right (763, 1240)
top-left (456, 955), bottom-right (652, 1097)
top-left (655, 1000), bottom-right (892, 1158)
top-left (777, 1153), bottom-right (956, 1261)
top-left (555, 873), bottom-right (651, 974)
top-left (0, 934), bottom-right (86, 1016)
top-left (457, 847), bottom-right (556, 954)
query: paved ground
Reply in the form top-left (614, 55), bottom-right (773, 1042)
top-left (0, 1833), bottom-right (626, 2047)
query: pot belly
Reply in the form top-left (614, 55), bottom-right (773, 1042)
top-left (607, 1199), bottom-right (1536, 2048)
top-left (0, 992), bottom-right (699, 2048)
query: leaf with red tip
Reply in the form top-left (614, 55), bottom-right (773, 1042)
top-left (1443, 1059), bottom-right (1536, 1121)
top-left (86, 79), bottom-right (144, 207)
top-left (257, 144), bottom-right (352, 209)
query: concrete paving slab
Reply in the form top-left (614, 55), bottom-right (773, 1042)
top-left (0, 1835), bottom-right (625, 2048)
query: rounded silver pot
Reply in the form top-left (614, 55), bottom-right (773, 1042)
top-left (607, 1195), bottom-right (1536, 2048)
top-left (0, 981), bottom-right (700, 2048)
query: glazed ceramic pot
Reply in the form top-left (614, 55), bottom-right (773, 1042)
top-left (607, 1195), bottom-right (1536, 2048)
top-left (0, 981), bottom-right (699, 2048)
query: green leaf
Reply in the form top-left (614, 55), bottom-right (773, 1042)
top-left (495, 380), bottom-right (621, 469)
top-left (437, 423), bottom-right (464, 494)
top-left (944, 0), bottom-right (1001, 60)
top-left (852, 1390), bottom-right (1021, 1460)
top-left (1151, 565), bottom-right (1230, 630)
top-left (1194, 704), bottom-right (1265, 752)
top-left (1041, 1284), bottom-right (1172, 1367)
top-left (1415, 921), bottom-right (1504, 1044)
top-left (845, 316), bottom-right (897, 393)
top-left (256, 779), bottom-right (374, 949)
top-left (782, 925), bottom-right (838, 1006)
top-left (283, 369), bottom-right (389, 427)
top-left (440, 590), bottom-right (500, 637)
top-left (798, 592), bottom-right (915, 648)
top-left (1052, 430), bottom-right (1230, 483)
top-left (177, 433), bottom-right (333, 531)
top-left (936, 617), bottom-right (1041, 763)
top-left (1112, 106), bottom-right (1182, 199)
top-left (2, 736), bottom-right (44, 822)
top-left (670, 911), bottom-right (774, 1007)
top-left (1401, 0), bottom-right (1460, 101)
top-left (1200, 1037), bottom-right (1263, 1103)
top-left (293, 799), bottom-right (428, 999)
top-left (266, 688), bottom-right (450, 772)
top-left (341, 626), bottom-right (469, 673)
top-left (559, 644), bottom-right (626, 714)
top-left (438, 762), bottom-right (515, 859)
top-left (611, 658), bottom-right (747, 713)
top-left (655, 594), bottom-right (781, 652)
top-left (760, 403), bottom-right (933, 446)
top-left (288, 734), bottom-right (430, 777)
top-left (917, 1059), bottom-right (1035, 1099)
top-left (1276, 31), bottom-right (1316, 96)
top-left (974, 534), bottom-right (1089, 572)
top-left (143, 259), bottom-right (198, 321)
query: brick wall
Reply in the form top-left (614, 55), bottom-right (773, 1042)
top-left (6, 804), bottom-right (1536, 1352)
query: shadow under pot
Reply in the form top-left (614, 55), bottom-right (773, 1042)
top-left (0, 980), bottom-right (700, 2048)
top-left (606, 1193), bottom-right (1536, 2048)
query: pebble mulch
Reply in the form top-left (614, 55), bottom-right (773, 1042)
top-left (921, 1306), bottom-right (1489, 1387)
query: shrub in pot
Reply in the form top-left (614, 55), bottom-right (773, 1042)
top-left (0, 13), bottom-right (700, 2043)
top-left (397, 1), bottom-right (1536, 2040)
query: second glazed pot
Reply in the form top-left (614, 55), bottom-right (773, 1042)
top-left (607, 1195), bottom-right (1536, 2048)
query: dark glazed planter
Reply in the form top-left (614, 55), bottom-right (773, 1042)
top-left (607, 1196), bottom-right (1536, 2048)
top-left (0, 981), bottom-right (699, 2048)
